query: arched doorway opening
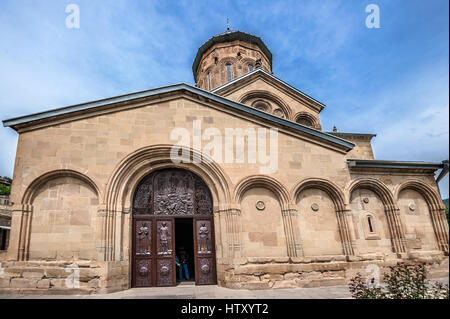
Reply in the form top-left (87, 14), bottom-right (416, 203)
top-left (131, 168), bottom-right (217, 287)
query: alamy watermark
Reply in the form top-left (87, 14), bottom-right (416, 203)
top-left (65, 263), bottom-right (80, 288)
top-left (170, 120), bottom-right (279, 174)
top-left (65, 4), bottom-right (80, 29)
top-left (366, 4), bottom-right (380, 29)
top-left (365, 264), bottom-right (381, 288)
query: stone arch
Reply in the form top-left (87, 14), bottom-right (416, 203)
top-left (394, 179), bottom-right (445, 211)
top-left (238, 90), bottom-right (293, 120)
top-left (218, 56), bottom-right (238, 67)
top-left (395, 179), bottom-right (448, 252)
top-left (251, 99), bottom-right (272, 113)
top-left (240, 57), bottom-right (255, 70)
top-left (347, 178), bottom-right (406, 253)
top-left (16, 169), bottom-right (100, 261)
top-left (347, 178), bottom-right (396, 210)
top-left (219, 57), bottom-right (238, 75)
top-left (103, 144), bottom-right (232, 262)
top-left (234, 175), bottom-right (290, 210)
top-left (22, 169), bottom-right (100, 205)
top-left (292, 178), bottom-right (352, 256)
top-left (234, 175), bottom-right (291, 257)
top-left (106, 145), bottom-right (231, 211)
top-left (294, 112), bottom-right (319, 129)
top-left (291, 178), bottom-right (346, 211)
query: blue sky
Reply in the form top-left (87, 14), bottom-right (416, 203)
top-left (0, 0), bottom-right (448, 198)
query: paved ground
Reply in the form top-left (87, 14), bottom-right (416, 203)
top-left (2, 277), bottom-right (448, 299)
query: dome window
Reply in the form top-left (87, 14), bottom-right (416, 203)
top-left (226, 63), bottom-right (232, 82)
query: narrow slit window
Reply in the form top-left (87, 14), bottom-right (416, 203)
top-left (248, 64), bottom-right (253, 72)
top-left (226, 64), bottom-right (232, 82)
top-left (368, 216), bottom-right (374, 233)
top-left (207, 72), bottom-right (211, 90)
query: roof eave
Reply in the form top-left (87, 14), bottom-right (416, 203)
top-left (2, 83), bottom-right (354, 151)
top-left (347, 159), bottom-right (444, 171)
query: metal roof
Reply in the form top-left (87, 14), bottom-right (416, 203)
top-left (347, 159), bottom-right (445, 170)
top-left (2, 83), bottom-right (355, 151)
top-left (328, 132), bottom-right (377, 138)
top-left (192, 30), bottom-right (273, 82)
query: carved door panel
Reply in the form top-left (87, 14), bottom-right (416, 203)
top-left (133, 218), bottom-right (152, 287)
top-left (193, 218), bottom-right (217, 285)
top-left (155, 218), bottom-right (176, 286)
top-left (132, 168), bottom-right (216, 287)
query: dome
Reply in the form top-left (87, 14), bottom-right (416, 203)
top-left (192, 30), bottom-right (273, 85)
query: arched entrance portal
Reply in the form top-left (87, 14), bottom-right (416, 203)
top-left (131, 168), bottom-right (217, 287)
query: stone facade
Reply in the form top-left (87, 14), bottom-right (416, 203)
top-left (0, 30), bottom-right (448, 295)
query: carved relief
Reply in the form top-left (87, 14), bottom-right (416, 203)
top-left (256, 200), bottom-right (266, 211)
top-left (197, 258), bottom-right (214, 285)
top-left (156, 259), bottom-right (174, 286)
top-left (154, 171), bottom-right (194, 215)
top-left (195, 181), bottom-right (213, 214)
top-left (135, 259), bottom-right (151, 287)
top-left (199, 222), bottom-right (210, 253)
top-left (133, 169), bottom-right (213, 216)
top-left (133, 175), bottom-right (153, 214)
top-left (196, 220), bottom-right (212, 254)
top-left (135, 220), bottom-right (151, 256)
top-left (157, 220), bottom-right (173, 255)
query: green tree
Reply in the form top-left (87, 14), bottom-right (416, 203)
top-left (0, 184), bottom-right (11, 195)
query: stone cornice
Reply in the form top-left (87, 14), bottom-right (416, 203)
top-left (347, 159), bottom-right (444, 175)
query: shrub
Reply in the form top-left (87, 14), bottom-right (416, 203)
top-left (0, 184), bottom-right (11, 196)
top-left (349, 263), bottom-right (449, 299)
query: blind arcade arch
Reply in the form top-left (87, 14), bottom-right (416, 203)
top-left (132, 168), bottom-right (217, 287)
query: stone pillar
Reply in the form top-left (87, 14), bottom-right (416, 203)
top-left (17, 205), bottom-right (33, 261)
top-left (224, 208), bottom-right (242, 258)
top-left (105, 209), bottom-right (116, 261)
top-left (288, 209), bottom-right (304, 257)
top-left (96, 206), bottom-right (108, 261)
top-left (430, 208), bottom-right (449, 253)
top-left (213, 209), bottom-right (223, 259)
top-left (122, 207), bottom-right (132, 262)
top-left (115, 207), bottom-right (130, 261)
top-left (281, 208), bottom-right (300, 257)
top-left (385, 207), bottom-right (407, 254)
top-left (336, 209), bottom-right (354, 256)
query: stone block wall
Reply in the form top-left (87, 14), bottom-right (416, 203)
top-left (219, 254), bottom-right (449, 290)
top-left (0, 260), bottom-right (129, 295)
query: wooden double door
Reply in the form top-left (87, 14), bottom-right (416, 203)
top-left (131, 168), bottom-right (217, 287)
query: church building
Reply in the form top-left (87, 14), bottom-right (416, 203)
top-left (0, 30), bottom-right (448, 294)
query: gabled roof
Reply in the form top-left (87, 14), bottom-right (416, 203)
top-left (2, 83), bottom-right (355, 151)
top-left (212, 68), bottom-right (326, 113)
top-left (192, 30), bottom-right (273, 81)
